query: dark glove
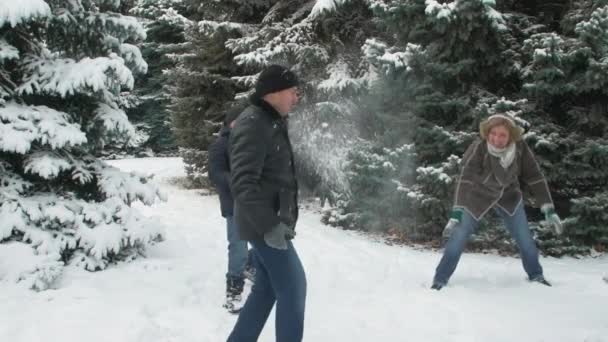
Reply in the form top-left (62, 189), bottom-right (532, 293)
top-left (264, 222), bottom-right (296, 250)
top-left (442, 208), bottom-right (463, 238)
top-left (541, 204), bottom-right (563, 235)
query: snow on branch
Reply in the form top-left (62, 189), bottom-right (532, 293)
top-left (231, 73), bottom-right (259, 88)
top-left (0, 0), bottom-right (50, 28)
top-left (119, 43), bottom-right (148, 74)
top-left (0, 242), bottom-right (63, 291)
top-left (158, 7), bottom-right (191, 28)
top-left (234, 50), bottom-right (271, 69)
top-left (92, 0), bottom-right (123, 10)
top-left (0, 193), bottom-right (165, 286)
top-left (425, 0), bottom-right (456, 20)
top-left (95, 162), bottom-right (167, 206)
top-left (318, 60), bottom-right (367, 94)
top-left (0, 39), bottom-right (19, 62)
top-left (24, 151), bottom-right (72, 179)
top-left (92, 103), bottom-right (136, 139)
top-left (575, 5), bottom-right (608, 48)
top-left (76, 197), bottom-right (165, 266)
top-left (197, 20), bottom-right (248, 35)
top-left (130, 0), bottom-right (188, 19)
top-left (232, 21), bottom-right (328, 69)
top-left (0, 102), bottom-right (87, 154)
top-left (425, 0), bottom-right (505, 30)
top-left (309, 0), bottom-right (353, 20)
top-left (363, 39), bottom-right (422, 74)
top-left (0, 161), bottom-right (32, 199)
top-left (485, 6), bottom-right (506, 31)
top-left (84, 12), bottom-right (147, 42)
top-left (226, 34), bottom-right (263, 55)
top-left (18, 53), bottom-right (135, 98)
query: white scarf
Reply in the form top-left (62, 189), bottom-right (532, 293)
top-left (487, 142), bottom-right (516, 169)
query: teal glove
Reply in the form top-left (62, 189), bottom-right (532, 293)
top-left (264, 222), bottom-right (296, 250)
top-left (443, 208), bottom-right (464, 238)
top-left (541, 204), bottom-right (563, 235)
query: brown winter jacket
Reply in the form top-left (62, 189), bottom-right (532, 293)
top-left (453, 138), bottom-right (553, 220)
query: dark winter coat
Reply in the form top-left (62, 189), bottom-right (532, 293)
top-left (208, 126), bottom-right (234, 217)
top-left (229, 98), bottom-right (299, 241)
top-left (454, 138), bottom-right (553, 220)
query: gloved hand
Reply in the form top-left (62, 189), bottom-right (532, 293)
top-left (264, 222), bottom-right (296, 250)
top-left (541, 204), bottom-right (563, 235)
top-left (442, 208), bottom-right (463, 238)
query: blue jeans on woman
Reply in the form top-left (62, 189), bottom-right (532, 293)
top-left (226, 216), bottom-right (248, 282)
top-left (433, 202), bottom-right (543, 286)
top-left (227, 239), bottom-right (307, 342)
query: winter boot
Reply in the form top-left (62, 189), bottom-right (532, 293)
top-left (223, 277), bottom-right (245, 313)
top-left (431, 283), bottom-right (444, 291)
top-left (530, 275), bottom-right (552, 287)
top-left (226, 277), bottom-right (245, 296)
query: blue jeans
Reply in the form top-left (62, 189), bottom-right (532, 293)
top-left (226, 216), bottom-right (248, 281)
top-left (434, 202), bottom-right (543, 285)
top-left (227, 239), bottom-right (307, 342)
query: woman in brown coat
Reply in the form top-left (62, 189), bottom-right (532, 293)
top-left (431, 114), bottom-right (563, 290)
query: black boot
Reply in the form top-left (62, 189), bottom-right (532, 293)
top-left (530, 275), bottom-right (552, 287)
top-left (224, 277), bottom-right (245, 313)
top-left (431, 283), bottom-right (443, 290)
top-left (226, 277), bottom-right (245, 298)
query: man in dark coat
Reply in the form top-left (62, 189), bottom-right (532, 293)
top-left (227, 65), bottom-right (306, 342)
top-left (208, 107), bottom-right (248, 310)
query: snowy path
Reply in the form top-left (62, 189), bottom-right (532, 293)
top-left (1, 157), bottom-right (607, 342)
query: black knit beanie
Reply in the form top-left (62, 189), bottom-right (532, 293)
top-left (253, 65), bottom-right (299, 98)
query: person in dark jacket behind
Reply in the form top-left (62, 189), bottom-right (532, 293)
top-left (227, 65), bottom-right (306, 342)
top-left (208, 107), bottom-right (249, 311)
top-left (431, 114), bottom-right (563, 290)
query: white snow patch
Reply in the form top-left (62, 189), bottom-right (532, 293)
top-left (0, 157), bottom-right (606, 342)
top-left (0, 0), bottom-right (50, 27)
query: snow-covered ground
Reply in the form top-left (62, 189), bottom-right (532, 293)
top-left (1, 157), bottom-right (607, 342)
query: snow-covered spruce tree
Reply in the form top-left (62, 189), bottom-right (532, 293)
top-left (518, 1), bottom-right (608, 250)
top-left (342, 0), bottom-right (607, 253)
top-left (324, 141), bottom-right (418, 232)
top-left (335, 0), bottom-right (515, 239)
top-left (0, 0), bottom-right (165, 290)
top-left (225, 0), bottom-right (376, 200)
top-left (366, 0), bottom-right (512, 153)
top-left (165, 1), bottom-right (252, 188)
top-left (123, 0), bottom-right (196, 156)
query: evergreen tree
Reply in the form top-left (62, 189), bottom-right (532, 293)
top-left (0, 0), bottom-right (165, 289)
top-left (519, 1), bottom-right (608, 248)
top-left (335, 0), bottom-right (514, 238)
top-left (164, 0), bottom-right (608, 254)
top-left (125, 0), bottom-right (196, 156)
top-left (165, 1), bottom-right (252, 187)
top-left (338, 0), bottom-right (608, 252)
